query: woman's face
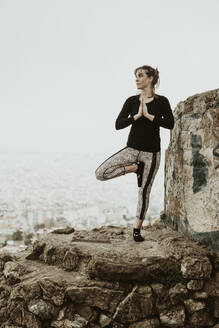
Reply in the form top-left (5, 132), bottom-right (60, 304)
top-left (135, 69), bottom-right (153, 90)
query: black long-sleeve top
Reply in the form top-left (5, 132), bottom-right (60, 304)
top-left (115, 94), bottom-right (174, 152)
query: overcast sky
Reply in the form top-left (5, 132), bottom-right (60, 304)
top-left (0, 0), bottom-right (218, 154)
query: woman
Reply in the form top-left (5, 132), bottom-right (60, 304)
top-left (95, 65), bottom-right (174, 242)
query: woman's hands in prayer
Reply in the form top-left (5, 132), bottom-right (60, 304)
top-left (142, 101), bottom-right (149, 118)
top-left (134, 96), bottom-right (155, 122)
top-left (133, 98), bottom-right (143, 120)
top-left (142, 99), bottom-right (155, 122)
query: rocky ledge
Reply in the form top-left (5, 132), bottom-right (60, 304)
top-left (0, 221), bottom-right (218, 328)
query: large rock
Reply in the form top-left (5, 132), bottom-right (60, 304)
top-left (0, 222), bottom-right (218, 327)
top-left (163, 88), bottom-right (219, 251)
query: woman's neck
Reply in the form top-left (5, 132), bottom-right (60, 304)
top-left (140, 91), bottom-right (154, 101)
top-left (141, 89), bottom-right (154, 99)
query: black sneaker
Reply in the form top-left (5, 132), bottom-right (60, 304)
top-left (135, 161), bottom-right (145, 187)
top-left (133, 228), bottom-right (145, 242)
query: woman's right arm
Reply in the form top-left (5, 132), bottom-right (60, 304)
top-left (115, 97), bottom-right (142, 130)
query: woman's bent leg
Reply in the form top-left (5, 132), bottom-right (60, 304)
top-left (95, 146), bottom-right (139, 181)
top-left (136, 151), bottom-right (161, 226)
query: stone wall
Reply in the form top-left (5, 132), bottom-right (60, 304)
top-left (163, 88), bottom-right (219, 251)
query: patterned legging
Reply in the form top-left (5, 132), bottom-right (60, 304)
top-left (95, 146), bottom-right (161, 221)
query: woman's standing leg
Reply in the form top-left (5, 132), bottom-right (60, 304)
top-left (135, 151), bottom-right (161, 228)
top-left (95, 146), bottom-right (139, 181)
top-left (95, 147), bottom-right (160, 242)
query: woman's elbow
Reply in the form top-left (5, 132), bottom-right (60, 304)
top-left (115, 121), bottom-right (121, 130)
top-left (169, 118), bottom-right (174, 130)
top-left (164, 120), bottom-right (174, 130)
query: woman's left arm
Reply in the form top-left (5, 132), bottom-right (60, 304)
top-left (149, 97), bottom-right (175, 129)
